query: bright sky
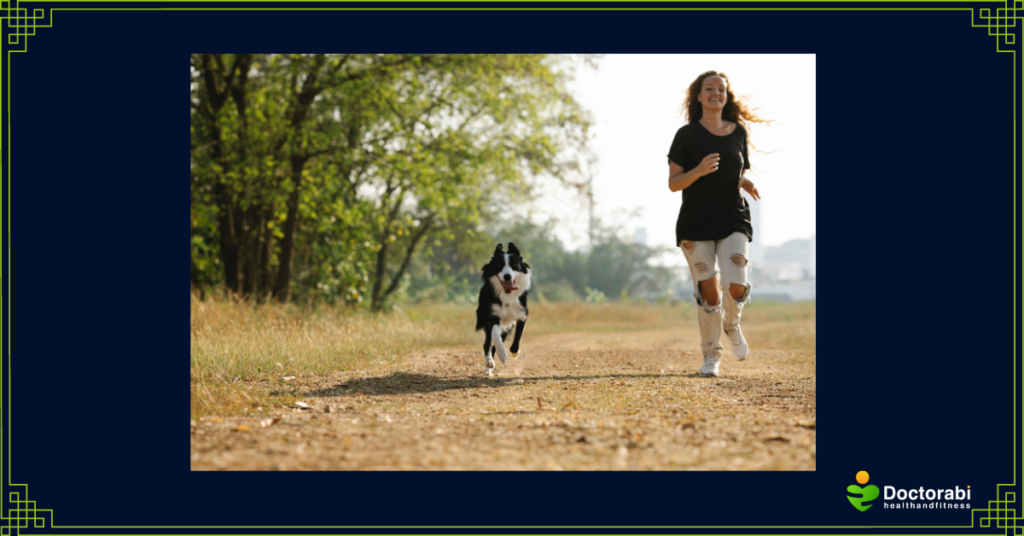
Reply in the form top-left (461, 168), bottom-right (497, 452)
top-left (544, 54), bottom-right (816, 267)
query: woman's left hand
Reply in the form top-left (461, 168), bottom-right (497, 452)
top-left (739, 177), bottom-right (761, 201)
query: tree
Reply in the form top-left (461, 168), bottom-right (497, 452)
top-left (190, 54), bottom-right (594, 308)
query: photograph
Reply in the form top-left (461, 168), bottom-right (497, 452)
top-left (189, 53), bottom-right (817, 470)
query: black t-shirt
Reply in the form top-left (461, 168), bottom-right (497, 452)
top-left (667, 121), bottom-right (753, 245)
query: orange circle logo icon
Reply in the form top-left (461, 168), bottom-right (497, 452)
top-left (856, 471), bottom-right (870, 484)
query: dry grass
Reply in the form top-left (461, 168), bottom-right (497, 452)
top-left (190, 296), bottom-right (466, 383)
top-left (190, 297), bottom-right (815, 416)
top-left (191, 296), bottom-right (813, 381)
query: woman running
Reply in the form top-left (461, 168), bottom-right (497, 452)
top-left (667, 70), bottom-right (765, 377)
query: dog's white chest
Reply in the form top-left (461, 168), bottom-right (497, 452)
top-left (491, 297), bottom-right (526, 327)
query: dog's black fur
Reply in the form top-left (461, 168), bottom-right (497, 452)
top-left (475, 243), bottom-right (531, 373)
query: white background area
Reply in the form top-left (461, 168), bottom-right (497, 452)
top-left (546, 54), bottom-right (817, 269)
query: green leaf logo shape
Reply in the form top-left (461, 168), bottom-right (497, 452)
top-left (847, 484), bottom-right (880, 512)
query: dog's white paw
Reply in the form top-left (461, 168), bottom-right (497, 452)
top-left (510, 351), bottom-right (520, 360)
top-left (496, 346), bottom-right (508, 365)
top-left (482, 368), bottom-right (493, 377)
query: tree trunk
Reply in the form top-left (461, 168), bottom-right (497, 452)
top-left (211, 129), bottom-right (241, 295)
top-left (198, 54), bottom-right (243, 295)
top-left (370, 241), bottom-right (389, 312)
top-left (190, 214), bottom-right (204, 299)
top-left (260, 204), bottom-right (275, 302)
top-left (372, 219), bottom-right (433, 312)
top-left (273, 161), bottom-right (304, 302)
top-left (241, 205), bottom-right (262, 297)
top-left (231, 54), bottom-right (256, 297)
top-left (215, 202), bottom-right (241, 293)
top-left (268, 56), bottom-right (331, 302)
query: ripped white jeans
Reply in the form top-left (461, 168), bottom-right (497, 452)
top-left (679, 232), bottom-right (751, 358)
top-left (679, 232), bottom-right (751, 306)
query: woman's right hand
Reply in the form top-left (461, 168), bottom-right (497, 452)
top-left (668, 154), bottom-right (719, 192)
top-left (696, 153), bottom-right (721, 177)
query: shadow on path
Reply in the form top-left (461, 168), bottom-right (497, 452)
top-left (302, 371), bottom-right (702, 398)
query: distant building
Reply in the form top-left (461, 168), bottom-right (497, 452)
top-left (763, 238), bottom-right (812, 271)
top-left (810, 233), bottom-right (816, 278)
top-left (748, 194), bottom-right (762, 264)
top-left (634, 227), bottom-right (647, 247)
top-left (750, 236), bottom-right (816, 301)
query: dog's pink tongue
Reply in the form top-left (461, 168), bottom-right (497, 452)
top-left (502, 279), bottom-right (517, 291)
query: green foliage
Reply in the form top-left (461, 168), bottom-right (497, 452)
top-left (537, 280), bottom-right (581, 302)
top-left (584, 287), bottom-right (607, 303)
top-left (407, 215), bottom-right (679, 304)
top-left (191, 54), bottom-right (594, 309)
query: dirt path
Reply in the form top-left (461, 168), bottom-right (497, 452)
top-left (191, 321), bottom-right (816, 470)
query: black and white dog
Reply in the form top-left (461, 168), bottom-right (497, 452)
top-left (475, 243), bottom-right (531, 376)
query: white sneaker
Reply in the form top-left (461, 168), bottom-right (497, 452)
top-left (699, 354), bottom-right (720, 377)
top-left (724, 326), bottom-right (748, 360)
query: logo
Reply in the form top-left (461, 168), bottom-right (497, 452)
top-left (846, 471), bottom-right (971, 512)
top-left (847, 471), bottom-right (880, 512)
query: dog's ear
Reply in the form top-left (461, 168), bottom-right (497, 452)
top-left (507, 243), bottom-right (525, 266)
top-left (484, 243), bottom-right (504, 271)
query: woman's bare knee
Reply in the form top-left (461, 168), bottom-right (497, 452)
top-left (729, 283), bottom-right (747, 300)
top-left (699, 279), bottom-right (721, 306)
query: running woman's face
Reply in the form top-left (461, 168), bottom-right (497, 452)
top-left (698, 76), bottom-right (728, 110)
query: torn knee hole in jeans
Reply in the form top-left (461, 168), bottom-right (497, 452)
top-left (694, 262), bottom-right (709, 273)
top-left (728, 282), bottom-right (752, 302)
top-left (730, 254), bottom-right (748, 267)
top-left (694, 287), bottom-right (722, 314)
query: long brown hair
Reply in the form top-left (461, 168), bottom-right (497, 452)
top-left (683, 71), bottom-right (770, 150)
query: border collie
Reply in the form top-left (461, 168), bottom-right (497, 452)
top-left (475, 243), bottom-right (531, 376)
